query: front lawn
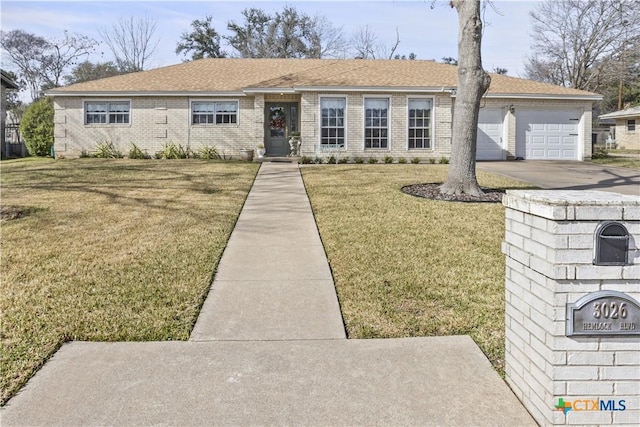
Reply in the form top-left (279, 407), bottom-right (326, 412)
top-left (0, 159), bottom-right (258, 404)
top-left (590, 149), bottom-right (640, 169)
top-left (2, 159), bottom-right (529, 404)
top-left (302, 165), bottom-right (530, 373)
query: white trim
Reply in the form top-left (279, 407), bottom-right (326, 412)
top-left (406, 95), bottom-right (435, 151)
top-left (484, 93), bottom-right (602, 101)
top-left (318, 95), bottom-right (348, 151)
top-left (82, 98), bottom-right (132, 127)
top-left (189, 98), bottom-right (240, 127)
top-left (243, 88), bottom-right (297, 94)
top-left (50, 89), bottom-right (602, 102)
top-left (294, 86), bottom-right (455, 94)
top-left (363, 95), bottom-right (391, 151)
top-left (51, 91), bottom-right (246, 97)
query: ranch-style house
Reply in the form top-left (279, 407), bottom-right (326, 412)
top-left (47, 58), bottom-right (602, 161)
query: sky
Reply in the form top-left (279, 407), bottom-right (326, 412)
top-left (1, 0), bottom-right (540, 86)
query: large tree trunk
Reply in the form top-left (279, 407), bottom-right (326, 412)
top-left (440, 0), bottom-right (491, 196)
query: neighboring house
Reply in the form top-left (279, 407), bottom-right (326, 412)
top-left (46, 59), bottom-right (601, 161)
top-left (598, 106), bottom-right (640, 150)
top-left (1, 70), bottom-right (20, 159)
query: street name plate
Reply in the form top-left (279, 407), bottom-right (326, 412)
top-left (567, 291), bottom-right (640, 336)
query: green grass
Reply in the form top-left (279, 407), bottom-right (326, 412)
top-left (301, 165), bottom-right (531, 374)
top-left (0, 159), bottom-right (258, 404)
top-left (1, 159), bottom-right (536, 404)
top-left (589, 155), bottom-right (640, 169)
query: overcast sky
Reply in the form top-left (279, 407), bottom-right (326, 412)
top-left (2, 0), bottom-right (540, 78)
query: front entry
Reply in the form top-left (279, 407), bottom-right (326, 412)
top-left (265, 103), bottom-right (299, 156)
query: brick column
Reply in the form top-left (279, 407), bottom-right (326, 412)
top-left (502, 190), bottom-right (640, 425)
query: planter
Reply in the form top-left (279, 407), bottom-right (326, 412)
top-left (288, 137), bottom-right (301, 156)
top-left (256, 148), bottom-right (266, 158)
top-left (240, 149), bottom-right (254, 161)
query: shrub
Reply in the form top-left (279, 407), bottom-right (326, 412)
top-left (438, 157), bottom-right (450, 164)
top-left (338, 157), bottom-right (348, 164)
top-left (428, 158), bottom-right (436, 164)
top-left (354, 156), bottom-right (364, 164)
top-left (299, 156), bottom-right (313, 164)
top-left (327, 155), bottom-right (337, 164)
top-left (398, 157), bottom-right (407, 164)
top-left (79, 150), bottom-right (93, 158)
top-left (313, 156), bottom-right (325, 164)
top-left (198, 145), bottom-right (220, 160)
top-left (20, 97), bottom-right (54, 156)
top-left (367, 156), bottom-right (378, 164)
top-left (128, 143), bottom-right (151, 159)
top-left (411, 157), bottom-right (421, 164)
top-left (591, 146), bottom-right (609, 159)
top-left (94, 141), bottom-right (123, 158)
top-left (156, 142), bottom-right (187, 159)
top-left (384, 155), bottom-right (393, 164)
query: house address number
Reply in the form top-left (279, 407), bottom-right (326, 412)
top-left (567, 291), bottom-right (640, 336)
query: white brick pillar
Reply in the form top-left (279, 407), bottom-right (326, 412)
top-left (502, 190), bottom-right (640, 426)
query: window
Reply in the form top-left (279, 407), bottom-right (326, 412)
top-left (408, 98), bottom-right (432, 149)
top-left (364, 98), bottom-right (389, 149)
top-left (320, 97), bottom-right (346, 148)
top-left (192, 101), bottom-right (238, 124)
top-left (85, 101), bottom-right (130, 125)
top-left (628, 119), bottom-right (636, 132)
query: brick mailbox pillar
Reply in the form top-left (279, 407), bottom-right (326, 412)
top-left (502, 190), bottom-right (640, 426)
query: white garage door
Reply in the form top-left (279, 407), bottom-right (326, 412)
top-left (516, 110), bottom-right (580, 160)
top-left (477, 108), bottom-right (504, 160)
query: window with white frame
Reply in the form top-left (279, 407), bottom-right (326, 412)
top-left (320, 97), bottom-right (346, 148)
top-left (628, 119), bottom-right (636, 132)
top-left (364, 98), bottom-right (389, 149)
top-left (408, 98), bottom-right (432, 149)
top-left (85, 101), bottom-right (130, 125)
top-left (192, 101), bottom-right (238, 124)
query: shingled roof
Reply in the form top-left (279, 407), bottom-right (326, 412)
top-left (48, 58), bottom-right (601, 99)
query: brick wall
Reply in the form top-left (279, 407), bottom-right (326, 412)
top-left (54, 96), bottom-right (257, 158)
top-left (614, 119), bottom-right (640, 150)
top-left (52, 94), bottom-right (594, 161)
top-left (503, 190), bottom-right (640, 425)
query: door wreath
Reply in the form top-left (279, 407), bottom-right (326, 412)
top-left (269, 108), bottom-right (286, 129)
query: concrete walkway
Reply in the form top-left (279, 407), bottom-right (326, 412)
top-left (2, 162), bottom-right (535, 426)
top-left (191, 162), bottom-right (346, 340)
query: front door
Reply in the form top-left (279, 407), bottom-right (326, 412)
top-left (265, 103), bottom-right (299, 156)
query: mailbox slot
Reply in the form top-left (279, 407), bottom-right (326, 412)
top-left (594, 221), bottom-right (630, 266)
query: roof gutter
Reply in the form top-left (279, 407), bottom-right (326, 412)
top-left (290, 86), bottom-right (457, 93)
top-left (46, 91), bottom-right (247, 97)
top-left (484, 93), bottom-right (603, 101)
top-left (242, 88), bottom-right (298, 95)
top-left (598, 113), bottom-right (640, 120)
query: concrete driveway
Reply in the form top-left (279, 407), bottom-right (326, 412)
top-left (477, 160), bottom-right (640, 197)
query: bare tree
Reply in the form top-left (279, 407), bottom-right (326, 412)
top-left (440, 0), bottom-right (491, 196)
top-left (525, 0), bottom-right (640, 95)
top-left (350, 25), bottom-right (401, 59)
top-left (42, 31), bottom-right (97, 88)
top-left (99, 15), bottom-right (159, 72)
top-left (1, 29), bottom-right (97, 100)
top-left (310, 15), bottom-right (348, 59)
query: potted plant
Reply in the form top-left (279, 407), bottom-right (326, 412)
top-left (288, 132), bottom-right (301, 157)
top-left (256, 144), bottom-right (266, 158)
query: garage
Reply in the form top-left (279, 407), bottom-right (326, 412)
top-left (516, 110), bottom-right (580, 160)
top-left (476, 108), bottom-right (504, 160)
